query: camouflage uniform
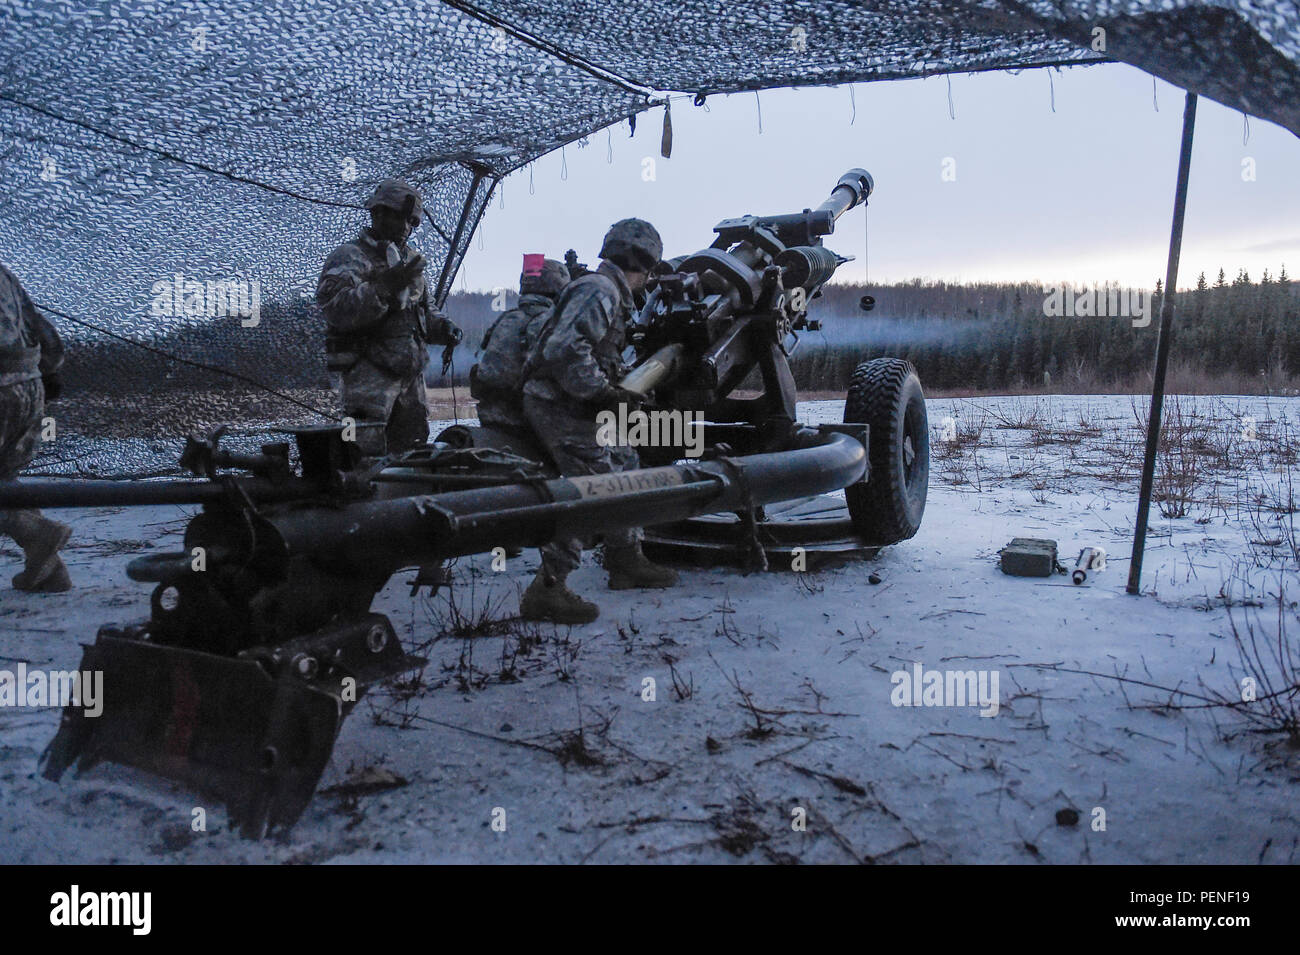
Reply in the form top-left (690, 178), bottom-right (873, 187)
top-left (317, 182), bottom-right (460, 454)
top-left (0, 264), bottom-right (61, 479)
top-left (522, 260), bottom-right (641, 578)
top-left (0, 378), bottom-right (42, 482)
top-left (516, 219), bottom-right (673, 624)
top-left (471, 256), bottom-right (569, 435)
top-left (0, 263), bottom-right (71, 591)
top-left (473, 292), bottom-right (553, 430)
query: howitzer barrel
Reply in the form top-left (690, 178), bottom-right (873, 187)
top-left (268, 429), bottom-right (866, 573)
top-left (713, 168), bottom-right (873, 245)
top-left (816, 168), bottom-right (874, 224)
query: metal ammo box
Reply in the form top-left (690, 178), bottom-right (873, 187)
top-left (999, 538), bottom-right (1058, 577)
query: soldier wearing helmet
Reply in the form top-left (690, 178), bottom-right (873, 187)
top-left (0, 262), bottom-right (71, 592)
top-left (317, 178), bottom-right (462, 453)
top-left (518, 218), bottom-right (679, 624)
top-left (469, 254), bottom-right (569, 445)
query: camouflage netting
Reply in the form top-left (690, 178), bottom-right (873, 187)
top-left (0, 0), bottom-right (1296, 473)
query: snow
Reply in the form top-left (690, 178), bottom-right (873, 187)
top-left (2, 395), bottom-right (1298, 863)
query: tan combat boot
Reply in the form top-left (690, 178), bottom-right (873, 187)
top-left (2, 509), bottom-right (73, 593)
top-left (519, 570), bottom-right (599, 624)
top-left (604, 543), bottom-right (679, 591)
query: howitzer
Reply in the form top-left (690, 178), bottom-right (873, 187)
top-left (1, 169), bottom-right (926, 838)
top-left (0, 420), bottom-right (865, 837)
top-left (619, 169), bottom-right (929, 551)
top-left (620, 168), bottom-right (872, 447)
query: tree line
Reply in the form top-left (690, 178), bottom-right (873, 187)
top-left (789, 269), bottom-right (1299, 394)
top-left (60, 267), bottom-right (1298, 399)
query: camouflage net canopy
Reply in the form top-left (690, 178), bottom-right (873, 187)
top-left (0, 0), bottom-right (1297, 472)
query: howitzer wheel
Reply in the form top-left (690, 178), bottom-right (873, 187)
top-left (843, 358), bottom-right (929, 545)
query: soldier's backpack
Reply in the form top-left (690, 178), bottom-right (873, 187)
top-left (469, 298), bottom-right (555, 408)
top-left (519, 270), bottom-right (621, 386)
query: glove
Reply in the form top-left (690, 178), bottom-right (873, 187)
top-left (41, 373), bottom-right (62, 403)
top-left (374, 257), bottom-right (424, 296)
top-left (427, 313), bottom-right (463, 347)
top-left (596, 385), bottom-right (645, 412)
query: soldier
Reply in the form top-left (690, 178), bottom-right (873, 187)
top-left (519, 219), bottom-right (678, 624)
top-left (0, 262), bottom-right (71, 592)
top-left (317, 179), bottom-right (462, 454)
top-left (469, 254), bottom-right (569, 449)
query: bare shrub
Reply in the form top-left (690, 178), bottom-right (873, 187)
top-left (986, 398), bottom-right (1047, 431)
top-left (1216, 584), bottom-right (1300, 746)
top-left (1129, 396), bottom-right (1205, 518)
top-left (422, 568), bottom-right (511, 641)
top-left (665, 655), bottom-right (694, 701)
top-left (932, 413), bottom-right (985, 460)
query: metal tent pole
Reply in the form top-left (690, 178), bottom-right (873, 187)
top-left (434, 161), bottom-right (494, 309)
top-left (1127, 91), bottom-right (1198, 595)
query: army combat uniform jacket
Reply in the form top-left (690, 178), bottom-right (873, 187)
top-left (521, 261), bottom-right (640, 576)
top-left (471, 292), bottom-right (555, 431)
top-left (317, 228), bottom-right (439, 452)
top-left (522, 261), bottom-right (633, 408)
top-left (0, 264), bottom-right (63, 480)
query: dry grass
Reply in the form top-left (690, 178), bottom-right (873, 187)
top-left (985, 398), bottom-right (1048, 431)
top-left (932, 413), bottom-right (986, 460)
top-left (1209, 583), bottom-right (1300, 747)
top-left (929, 396), bottom-right (1300, 523)
top-left (1148, 397), bottom-right (1205, 519)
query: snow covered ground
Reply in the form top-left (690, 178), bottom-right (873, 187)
top-left (2, 395), bottom-right (1298, 864)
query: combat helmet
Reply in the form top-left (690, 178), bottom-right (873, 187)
top-left (599, 218), bottom-right (662, 272)
top-left (365, 179), bottom-right (423, 225)
top-left (519, 255), bottom-right (570, 297)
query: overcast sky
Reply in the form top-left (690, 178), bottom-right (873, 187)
top-left (451, 63), bottom-right (1300, 294)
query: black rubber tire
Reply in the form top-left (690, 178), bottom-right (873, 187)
top-left (843, 358), bottom-right (929, 546)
